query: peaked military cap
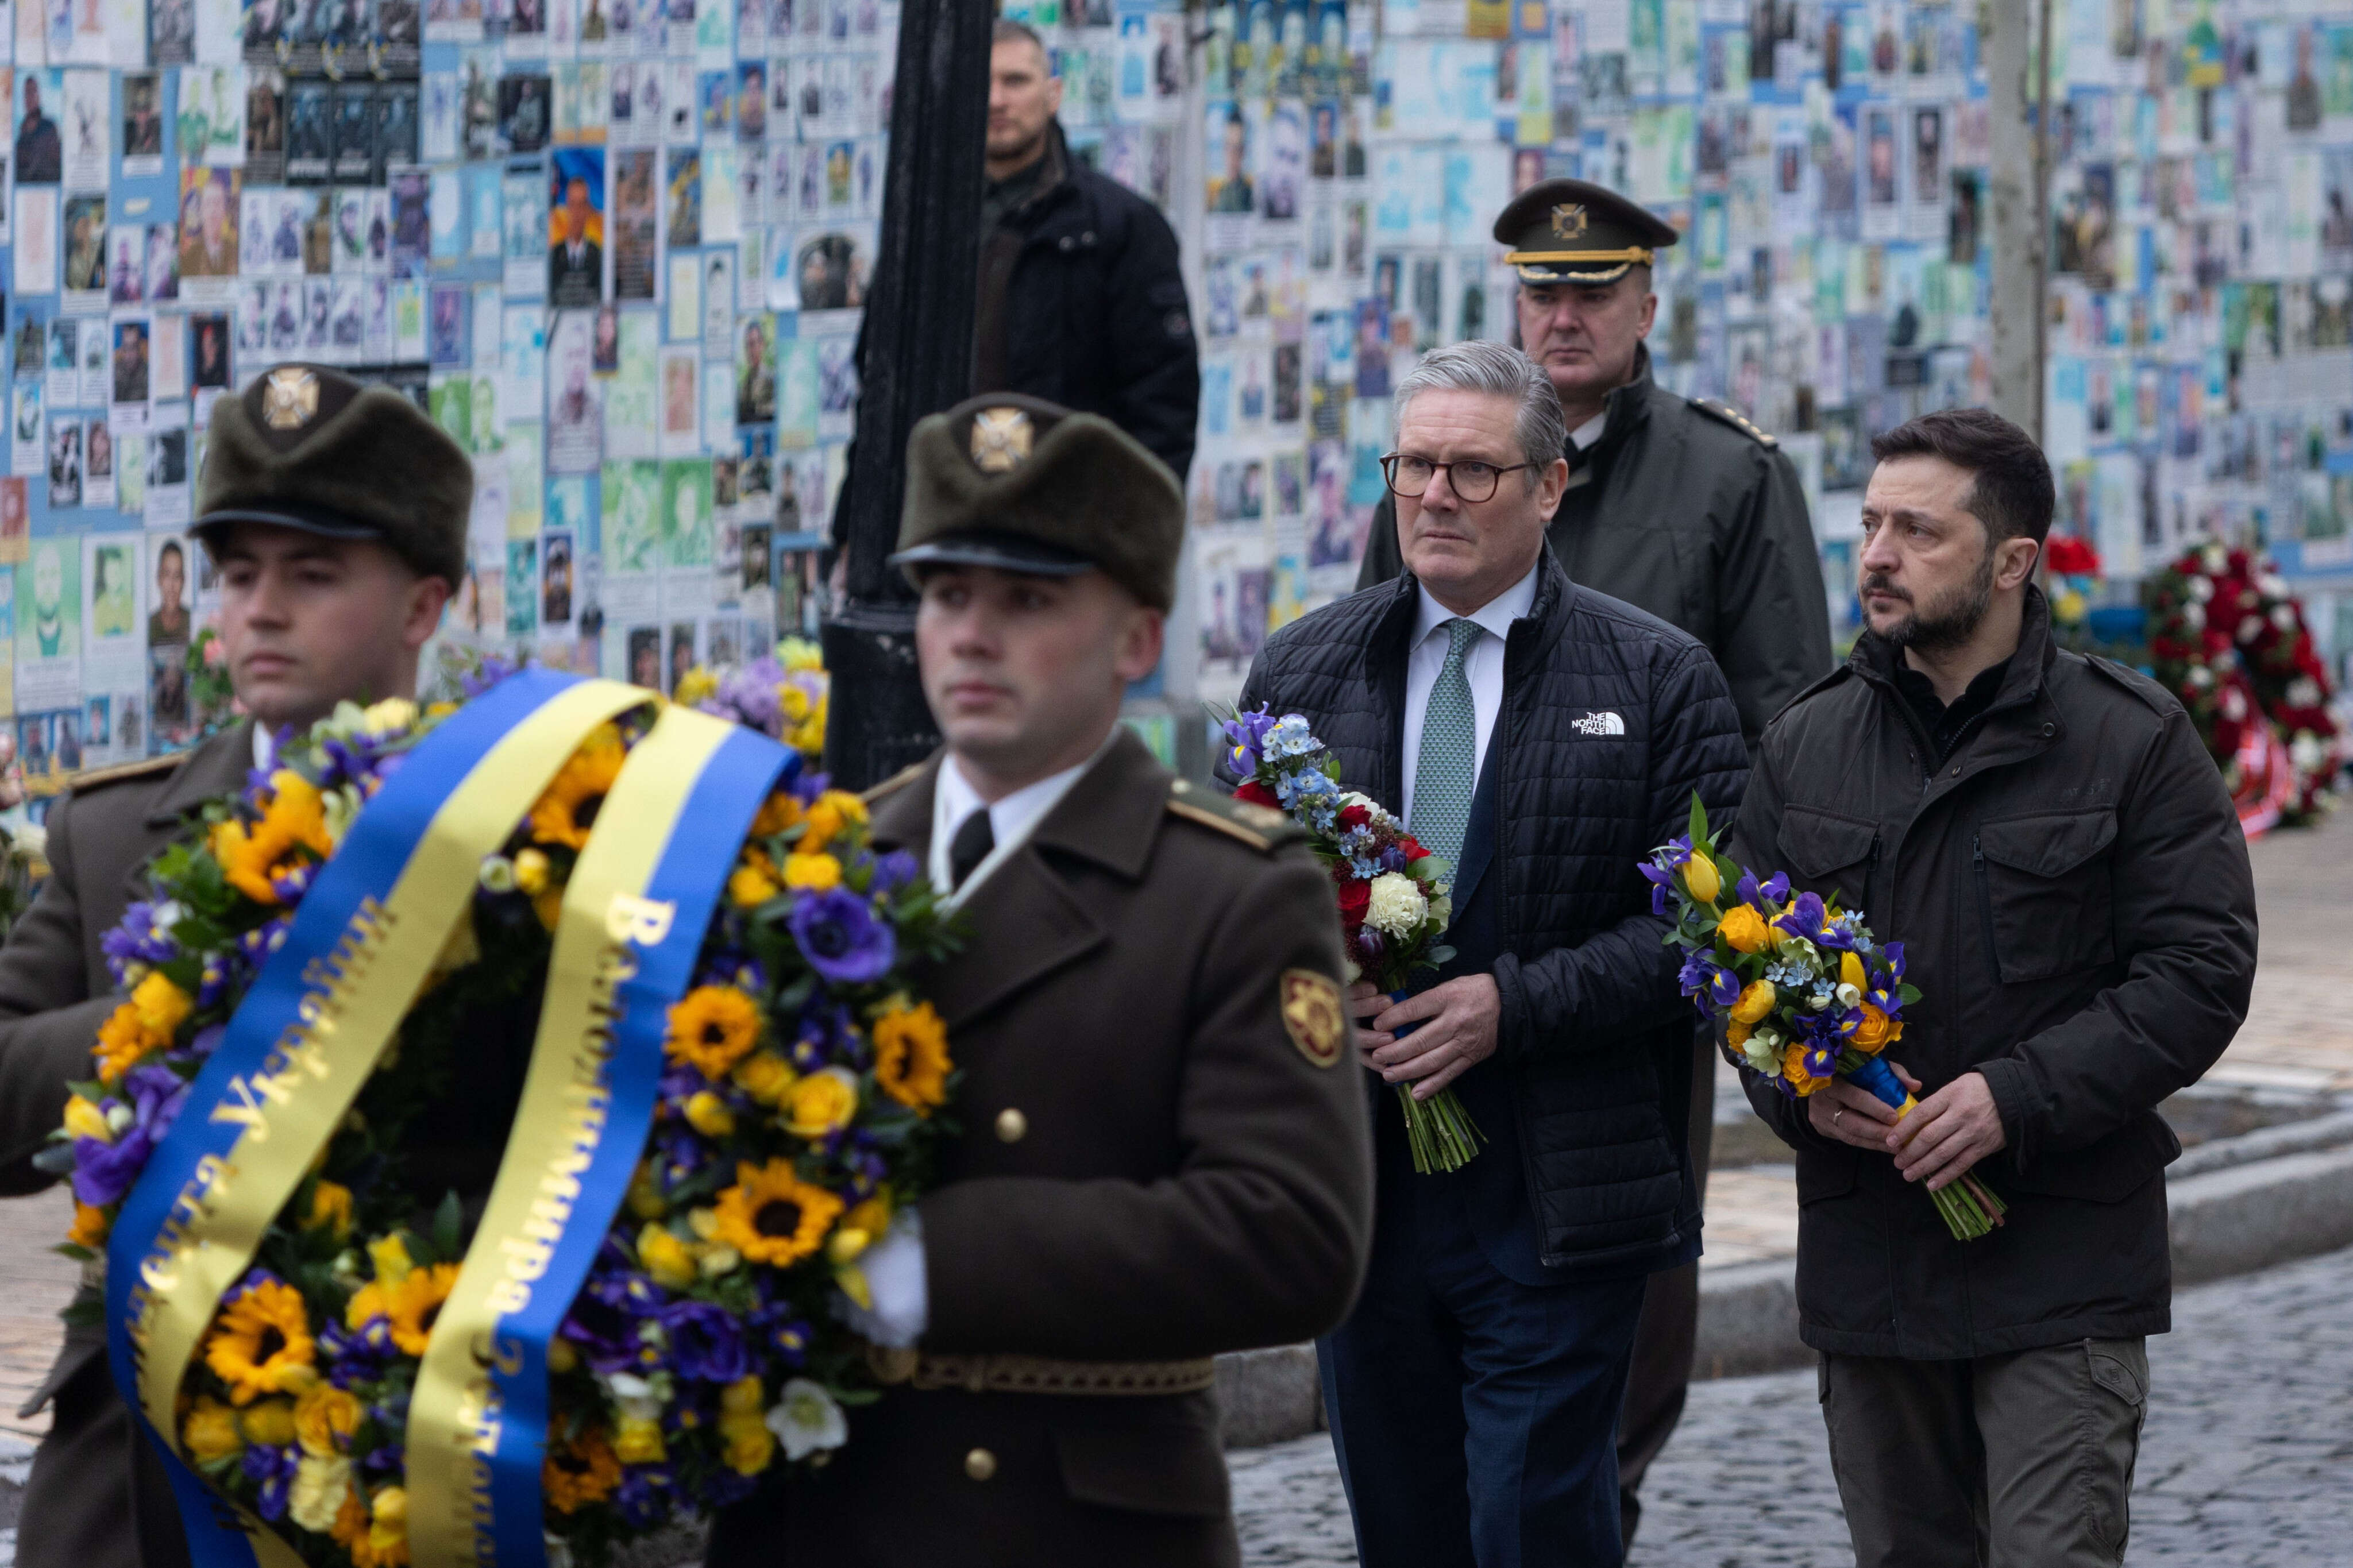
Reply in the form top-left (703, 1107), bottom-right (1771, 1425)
top-left (892, 393), bottom-right (1183, 611)
top-left (1494, 178), bottom-right (1680, 286)
top-left (195, 364), bottom-right (473, 585)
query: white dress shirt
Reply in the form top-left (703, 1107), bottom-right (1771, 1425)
top-left (1399, 563), bottom-right (1540, 829)
top-left (928, 735), bottom-right (1111, 910)
top-left (1569, 410), bottom-right (1607, 450)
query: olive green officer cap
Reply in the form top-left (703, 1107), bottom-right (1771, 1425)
top-left (194, 364), bottom-right (473, 585)
top-left (891, 393), bottom-right (1183, 612)
top-left (1494, 177), bottom-right (1680, 286)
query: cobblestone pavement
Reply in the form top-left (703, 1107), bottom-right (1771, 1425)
top-left (1230, 1243), bottom-right (2353, 1566)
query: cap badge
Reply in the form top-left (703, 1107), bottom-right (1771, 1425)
top-left (1550, 203), bottom-right (1590, 240)
top-left (969, 407), bottom-right (1034, 474)
top-left (261, 367), bottom-right (320, 431)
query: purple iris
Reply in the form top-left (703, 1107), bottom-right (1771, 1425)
top-left (661, 1300), bottom-right (751, 1384)
top-left (102, 902), bottom-right (179, 985)
top-left (239, 917), bottom-right (293, 965)
top-left (242, 1443), bottom-right (297, 1520)
top-left (71, 1127), bottom-right (155, 1208)
top-left (319, 1316), bottom-right (399, 1389)
top-left (1221, 706), bottom-right (1279, 773)
top-left (869, 848), bottom-right (920, 894)
top-left (1772, 892), bottom-right (1830, 945)
top-left (1733, 870), bottom-right (1792, 909)
top-left (786, 889), bottom-right (896, 983)
top-left (1637, 860), bottom-right (1676, 916)
top-left (559, 1243), bottom-right (671, 1377)
top-left (614, 1465), bottom-right (676, 1530)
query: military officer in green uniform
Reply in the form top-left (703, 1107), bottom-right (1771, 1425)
top-left (706, 393), bottom-right (1374, 1568)
top-left (1356, 179), bottom-right (1834, 1546)
top-left (0, 364), bottom-right (470, 1568)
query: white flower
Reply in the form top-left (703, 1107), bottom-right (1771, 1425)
top-left (322, 784), bottom-right (364, 847)
top-left (2186, 575), bottom-right (2215, 603)
top-left (2186, 663), bottom-right (2215, 688)
top-left (1363, 872), bottom-right (1429, 937)
top-left (2237, 615), bottom-right (2265, 644)
top-left (601, 1369), bottom-right (671, 1423)
top-left (362, 697), bottom-right (419, 735)
top-left (1741, 1037), bottom-right (1781, 1075)
top-left (2273, 604), bottom-right (2300, 631)
top-left (288, 1454), bottom-right (353, 1534)
top-left (2258, 574), bottom-right (2290, 599)
top-left (1835, 983), bottom-right (1862, 1009)
top-left (310, 700), bottom-right (371, 743)
top-left (767, 1378), bottom-right (848, 1461)
top-left (2180, 601), bottom-right (2207, 631)
top-left (478, 855), bottom-right (518, 893)
top-left (2290, 732), bottom-right (2328, 773)
top-left (2287, 678), bottom-right (2323, 710)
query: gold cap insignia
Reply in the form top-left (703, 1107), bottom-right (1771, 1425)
top-left (1550, 203), bottom-right (1590, 240)
top-left (261, 367), bottom-right (320, 431)
top-left (969, 407), bottom-right (1034, 474)
top-left (1280, 969), bottom-right (1347, 1069)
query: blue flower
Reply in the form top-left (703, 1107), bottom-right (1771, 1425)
top-left (1221, 706), bottom-right (1280, 773)
top-left (787, 889), bottom-right (896, 983)
top-left (869, 848), bottom-right (920, 894)
top-left (1263, 715), bottom-right (1319, 760)
top-left (242, 1443), bottom-right (297, 1520)
top-left (660, 1299), bottom-right (751, 1385)
top-left (318, 1316), bottom-right (398, 1389)
top-left (614, 1465), bottom-right (676, 1529)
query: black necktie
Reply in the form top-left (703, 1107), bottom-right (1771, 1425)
top-left (948, 809), bottom-right (995, 890)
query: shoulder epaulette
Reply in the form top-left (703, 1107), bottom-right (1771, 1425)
top-left (861, 760), bottom-right (928, 806)
top-left (67, 753), bottom-right (184, 794)
top-left (2081, 654), bottom-right (2177, 715)
top-left (1164, 777), bottom-right (1300, 853)
top-left (1687, 397), bottom-right (1779, 448)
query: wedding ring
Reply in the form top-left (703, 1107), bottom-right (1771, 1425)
top-left (1834, 1107), bottom-right (1845, 1130)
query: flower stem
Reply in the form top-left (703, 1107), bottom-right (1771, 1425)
top-left (1397, 1086), bottom-right (1484, 1174)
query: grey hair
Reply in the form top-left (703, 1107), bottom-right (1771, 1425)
top-left (1391, 341), bottom-right (1567, 480)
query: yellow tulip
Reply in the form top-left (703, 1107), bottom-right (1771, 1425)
top-left (63, 1096), bottom-right (113, 1142)
top-left (638, 1223), bottom-right (699, 1290)
top-left (1683, 855), bottom-right (1721, 905)
top-left (1839, 950), bottom-right (1867, 992)
top-left (1730, 980), bottom-right (1777, 1026)
top-left (684, 1091), bottom-right (738, 1139)
top-left (367, 1234), bottom-right (414, 1286)
top-left (184, 1397), bottom-right (245, 1462)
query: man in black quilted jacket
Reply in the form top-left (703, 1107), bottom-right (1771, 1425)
top-left (1225, 341), bottom-right (1747, 1567)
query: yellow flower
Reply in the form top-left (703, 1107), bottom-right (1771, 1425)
top-left (513, 848), bottom-right (551, 895)
top-left (638, 1223), bottom-right (700, 1290)
top-left (1682, 854), bottom-right (1721, 905)
top-left (626, 1161), bottom-right (667, 1221)
top-left (1717, 904), bottom-right (1771, 954)
top-left (712, 1160), bottom-right (844, 1268)
top-left (612, 1415), bottom-right (666, 1465)
top-left (1840, 950), bottom-right (1868, 992)
top-left (541, 1428), bottom-right (622, 1513)
top-left (1852, 1005), bottom-right (1902, 1055)
top-left (289, 1453), bottom-right (354, 1534)
top-left (1726, 1019), bottom-right (1753, 1052)
top-left (367, 1234), bottom-right (414, 1287)
top-left (546, 1336), bottom-right (578, 1374)
top-left (361, 698), bottom-right (418, 735)
top-left (183, 1396), bottom-right (244, 1462)
top-left (1781, 1042), bottom-right (1828, 1097)
top-left (94, 1003), bottom-right (152, 1084)
top-left (674, 666), bottom-right (719, 706)
top-left (528, 725), bottom-right (626, 851)
top-left (684, 1090), bottom-right (738, 1139)
top-left (68, 1202), bottom-right (109, 1250)
top-left (782, 1067), bottom-right (859, 1141)
top-left (363, 1486), bottom-right (409, 1568)
top-left (750, 791), bottom-right (804, 839)
top-left (779, 686), bottom-right (812, 724)
top-left (1730, 980), bottom-right (1777, 1026)
top-left (871, 1001), bottom-right (952, 1116)
top-left (294, 1384), bottom-right (362, 1457)
top-left (130, 972), bottom-right (193, 1041)
top-left (665, 986), bottom-right (763, 1078)
top-left (306, 1180), bottom-right (354, 1239)
top-left (842, 1195), bottom-right (892, 1244)
top-left (720, 1374), bottom-right (765, 1416)
top-left (727, 853), bottom-right (781, 908)
top-left (796, 789), bottom-right (867, 851)
top-left (782, 852), bottom-right (842, 891)
top-left (210, 771), bottom-right (335, 903)
top-left (204, 1278), bottom-right (319, 1405)
top-left (720, 1411), bottom-right (774, 1476)
top-left (63, 1096), bottom-right (113, 1142)
top-left (380, 1264), bottom-right (460, 1357)
top-left (779, 637), bottom-right (824, 673)
top-left (240, 1399), bottom-right (298, 1447)
top-left (732, 1052), bottom-right (795, 1106)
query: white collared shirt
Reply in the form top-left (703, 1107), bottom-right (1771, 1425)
top-left (1399, 563), bottom-right (1540, 828)
top-left (1570, 410), bottom-right (1607, 450)
top-left (928, 736), bottom-right (1111, 907)
top-left (253, 724), bottom-right (274, 771)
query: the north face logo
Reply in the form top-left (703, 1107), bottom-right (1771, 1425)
top-left (1571, 712), bottom-right (1626, 737)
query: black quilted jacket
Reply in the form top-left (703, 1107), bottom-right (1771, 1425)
top-left (1226, 549), bottom-right (1748, 1272)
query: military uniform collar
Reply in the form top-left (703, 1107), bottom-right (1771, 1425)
top-left (145, 723), bottom-right (262, 828)
top-left (867, 725), bottom-right (1169, 887)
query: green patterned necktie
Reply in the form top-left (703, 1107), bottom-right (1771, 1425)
top-left (1409, 618), bottom-right (1483, 872)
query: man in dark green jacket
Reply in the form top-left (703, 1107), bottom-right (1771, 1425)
top-left (1356, 179), bottom-right (1834, 1539)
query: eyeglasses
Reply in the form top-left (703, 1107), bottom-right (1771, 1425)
top-left (1379, 453), bottom-right (1538, 503)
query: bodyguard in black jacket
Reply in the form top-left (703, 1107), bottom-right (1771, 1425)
top-left (1732, 409), bottom-right (2256, 1567)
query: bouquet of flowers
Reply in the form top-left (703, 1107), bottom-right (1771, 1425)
top-left (1218, 707), bottom-right (1481, 1173)
top-left (678, 636), bottom-right (832, 763)
top-left (51, 678), bottom-right (959, 1567)
top-left (1643, 797), bottom-right (2005, 1241)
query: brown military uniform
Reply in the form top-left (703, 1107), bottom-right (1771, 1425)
top-left (0, 723), bottom-right (252, 1568)
top-left (705, 729), bottom-right (1374, 1568)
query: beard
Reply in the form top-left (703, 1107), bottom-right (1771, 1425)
top-left (1865, 544), bottom-right (1995, 655)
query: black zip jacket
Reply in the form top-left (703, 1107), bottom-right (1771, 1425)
top-left (1732, 589), bottom-right (2259, 1358)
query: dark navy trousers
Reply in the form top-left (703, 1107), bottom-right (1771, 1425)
top-left (1318, 1094), bottom-right (1648, 1568)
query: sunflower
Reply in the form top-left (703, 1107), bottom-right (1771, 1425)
top-left (210, 771), bottom-right (335, 904)
top-left (528, 726), bottom-right (627, 850)
top-left (380, 1263), bottom-right (461, 1357)
top-left (712, 1160), bottom-right (844, 1268)
top-left (872, 1001), bottom-right (952, 1115)
top-left (541, 1427), bottom-right (623, 1513)
top-left (203, 1277), bottom-right (319, 1405)
top-left (665, 986), bottom-right (762, 1078)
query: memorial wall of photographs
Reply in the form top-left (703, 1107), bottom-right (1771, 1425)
top-left (1, 0), bottom-right (895, 810)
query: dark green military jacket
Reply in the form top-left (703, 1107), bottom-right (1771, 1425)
top-left (1357, 349), bottom-right (1833, 747)
top-left (0, 722), bottom-right (252, 1568)
top-left (707, 727), bottom-right (1375, 1568)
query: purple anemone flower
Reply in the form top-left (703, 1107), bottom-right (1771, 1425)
top-left (660, 1300), bottom-right (751, 1384)
top-left (787, 889), bottom-right (895, 983)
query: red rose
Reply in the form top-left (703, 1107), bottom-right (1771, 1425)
top-left (1233, 779), bottom-right (1280, 809)
top-left (1338, 803), bottom-right (1371, 831)
top-left (1334, 878), bottom-right (1371, 922)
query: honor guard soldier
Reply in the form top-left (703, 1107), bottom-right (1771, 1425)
top-left (1357, 179), bottom-right (1834, 1546)
top-left (0, 364), bottom-right (470, 1568)
top-left (706, 394), bottom-right (1374, 1568)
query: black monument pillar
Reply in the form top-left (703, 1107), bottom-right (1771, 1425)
top-left (818, 0), bottom-right (993, 790)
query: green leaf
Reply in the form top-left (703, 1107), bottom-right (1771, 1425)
top-left (1897, 983), bottom-right (1923, 1004)
top-left (1687, 791), bottom-right (1710, 849)
top-left (430, 1189), bottom-right (463, 1261)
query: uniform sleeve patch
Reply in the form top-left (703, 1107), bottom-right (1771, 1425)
top-left (1280, 970), bottom-right (1347, 1068)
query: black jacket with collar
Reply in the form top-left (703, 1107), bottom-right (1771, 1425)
top-left (1226, 549), bottom-right (1748, 1273)
top-left (1356, 348), bottom-right (1831, 750)
top-left (1732, 589), bottom-right (2258, 1359)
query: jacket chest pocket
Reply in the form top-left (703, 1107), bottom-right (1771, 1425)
top-left (1973, 810), bottom-right (2117, 985)
top-left (1775, 806), bottom-right (1878, 913)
